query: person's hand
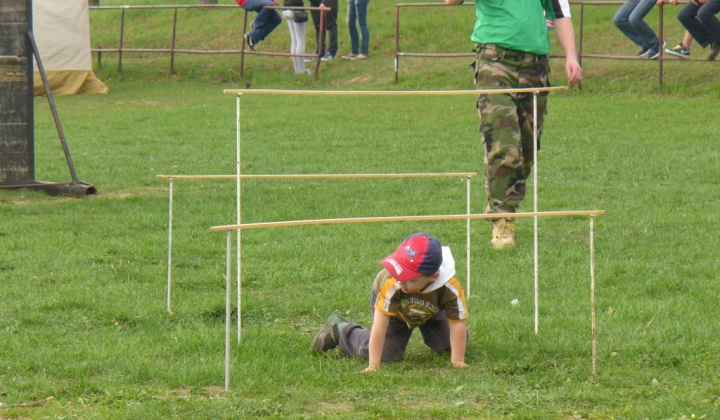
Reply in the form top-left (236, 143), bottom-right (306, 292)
top-left (451, 360), bottom-right (469, 368)
top-left (565, 59), bottom-right (582, 86)
top-left (362, 365), bottom-right (379, 373)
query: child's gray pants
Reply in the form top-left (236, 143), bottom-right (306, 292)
top-left (337, 291), bottom-right (451, 362)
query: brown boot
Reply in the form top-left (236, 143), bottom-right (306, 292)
top-left (491, 218), bottom-right (516, 250)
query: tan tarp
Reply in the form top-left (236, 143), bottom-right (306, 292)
top-left (32, 0), bottom-right (108, 96)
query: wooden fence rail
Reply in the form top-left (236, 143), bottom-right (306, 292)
top-left (89, 1), bottom-right (708, 85)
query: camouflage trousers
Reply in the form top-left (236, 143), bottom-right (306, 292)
top-left (474, 44), bottom-right (551, 215)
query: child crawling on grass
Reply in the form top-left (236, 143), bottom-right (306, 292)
top-left (310, 232), bottom-right (469, 372)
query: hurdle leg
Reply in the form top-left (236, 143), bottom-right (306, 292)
top-left (167, 177), bottom-right (174, 315)
top-left (533, 92), bottom-right (539, 335)
top-left (466, 176), bottom-right (471, 296)
top-left (225, 230), bottom-right (233, 391)
top-left (237, 94), bottom-right (243, 343)
top-left (590, 215), bottom-right (597, 375)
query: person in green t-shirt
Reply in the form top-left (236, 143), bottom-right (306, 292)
top-left (446, 0), bottom-right (582, 250)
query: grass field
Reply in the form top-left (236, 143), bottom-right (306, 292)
top-left (2, 0), bottom-right (720, 418)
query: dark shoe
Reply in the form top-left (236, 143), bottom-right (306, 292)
top-left (708, 42), bottom-right (720, 61)
top-left (310, 314), bottom-right (348, 353)
top-left (320, 51), bottom-right (335, 61)
top-left (649, 41), bottom-right (666, 60)
top-left (244, 33), bottom-right (255, 51)
top-left (637, 47), bottom-right (651, 58)
top-left (665, 42), bottom-right (690, 58)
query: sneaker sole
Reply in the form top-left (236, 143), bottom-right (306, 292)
top-left (665, 50), bottom-right (689, 58)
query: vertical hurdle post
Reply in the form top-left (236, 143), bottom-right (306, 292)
top-left (533, 92), bottom-right (539, 335)
top-left (167, 177), bottom-right (174, 314)
top-left (590, 215), bottom-right (597, 375)
top-left (236, 94), bottom-right (243, 343)
top-left (225, 230), bottom-right (232, 391)
top-left (466, 175), bottom-right (471, 296)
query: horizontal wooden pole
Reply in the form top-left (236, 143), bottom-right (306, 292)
top-left (157, 172), bottom-right (477, 180)
top-left (398, 52), bottom-right (475, 58)
top-left (210, 210), bottom-right (606, 232)
top-left (223, 87), bottom-right (568, 96)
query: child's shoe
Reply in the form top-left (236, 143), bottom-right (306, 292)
top-left (310, 314), bottom-right (348, 352)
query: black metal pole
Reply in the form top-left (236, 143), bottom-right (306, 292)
top-left (27, 30), bottom-right (80, 185)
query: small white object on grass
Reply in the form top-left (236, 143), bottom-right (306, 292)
top-left (511, 299), bottom-right (519, 307)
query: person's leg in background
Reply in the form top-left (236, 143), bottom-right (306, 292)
top-left (678, 1), bottom-right (711, 48)
top-left (244, 0), bottom-right (282, 45)
top-left (355, 0), bottom-right (370, 57)
top-left (696, 0), bottom-right (720, 59)
top-left (321, 0), bottom-right (339, 59)
top-left (344, 0), bottom-right (359, 58)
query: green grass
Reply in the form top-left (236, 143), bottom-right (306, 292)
top-left (2, 1), bottom-right (720, 419)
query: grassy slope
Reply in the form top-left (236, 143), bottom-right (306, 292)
top-left (1, 1), bottom-right (720, 419)
top-left (87, 0), bottom-right (719, 92)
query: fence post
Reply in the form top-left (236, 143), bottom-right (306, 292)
top-left (119, 7), bottom-right (125, 73)
top-left (171, 7), bottom-right (178, 74)
top-left (394, 5), bottom-right (400, 83)
top-left (240, 11), bottom-right (248, 78)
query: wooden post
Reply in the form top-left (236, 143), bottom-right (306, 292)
top-left (0, 0), bottom-right (35, 186)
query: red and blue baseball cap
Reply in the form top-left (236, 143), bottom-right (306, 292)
top-left (380, 233), bottom-right (443, 281)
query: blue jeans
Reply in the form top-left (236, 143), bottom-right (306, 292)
top-left (612, 0), bottom-right (659, 50)
top-left (243, 0), bottom-right (282, 44)
top-left (347, 0), bottom-right (370, 55)
top-left (678, 0), bottom-right (720, 48)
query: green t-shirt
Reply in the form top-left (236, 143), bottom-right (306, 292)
top-left (471, 0), bottom-right (571, 55)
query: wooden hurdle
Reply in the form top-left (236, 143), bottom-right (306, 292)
top-left (220, 86), bottom-right (566, 342)
top-left (184, 86), bottom-right (601, 390)
top-left (212, 209), bottom-right (605, 390)
top-left (157, 172), bottom-right (477, 314)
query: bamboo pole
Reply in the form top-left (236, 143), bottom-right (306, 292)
top-left (211, 210), bottom-right (606, 232)
top-left (157, 173), bottom-right (478, 180)
top-left (224, 230), bottom-right (232, 391)
top-left (533, 93), bottom-right (540, 335)
top-left (590, 216), bottom-right (597, 375)
top-left (223, 87), bottom-right (568, 96)
top-left (236, 95), bottom-right (242, 344)
top-left (167, 177), bottom-right (174, 314)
